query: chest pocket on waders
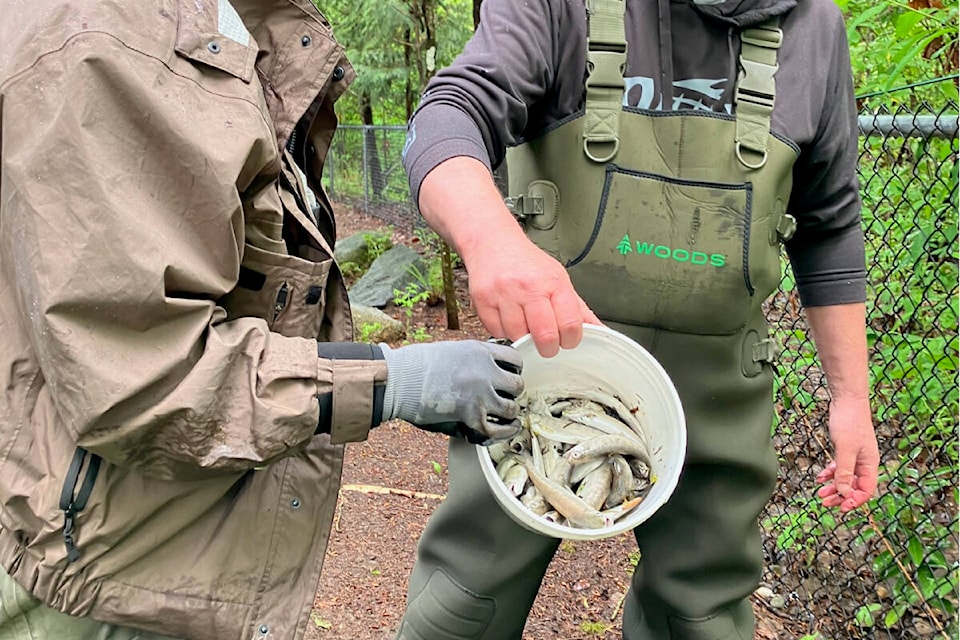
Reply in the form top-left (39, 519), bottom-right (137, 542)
top-left (566, 165), bottom-right (761, 335)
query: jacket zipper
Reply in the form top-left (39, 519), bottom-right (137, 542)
top-left (285, 127), bottom-right (299, 155)
top-left (59, 447), bottom-right (102, 563)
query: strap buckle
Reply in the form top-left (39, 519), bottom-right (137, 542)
top-left (586, 50), bottom-right (627, 90)
top-left (504, 195), bottom-right (544, 219)
top-left (741, 26), bottom-right (783, 50)
top-left (735, 58), bottom-right (778, 109)
top-left (740, 27), bottom-right (783, 49)
top-left (776, 213), bottom-right (797, 242)
top-left (752, 338), bottom-right (779, 365)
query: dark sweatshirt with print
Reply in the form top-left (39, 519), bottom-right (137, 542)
top-left (402, 0), bottom-right (867, 308)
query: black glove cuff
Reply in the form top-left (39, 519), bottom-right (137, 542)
top-left (314, 342), bottom-right (386, 435)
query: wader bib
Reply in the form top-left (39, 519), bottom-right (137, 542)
top-left (397, 2), bottom-right (797, 639)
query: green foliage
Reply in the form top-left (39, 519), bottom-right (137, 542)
top-left (772, 121), bottom-right (958, 634)
top-left (357, 321), bottom-right (383, 343)
top-left (341, 229), bottom-right (394, 283)
top-left (836, 0), bottom-right (958, 103)
top-left (363, 228), bottom-right (393, 261)
top-left (578, 620), bottom-right (611, 635)
top-left (309, 611), bottom-right (332, 629)
top-left (392, 282), bottom-right (432, 343)
top-left (774, 324), bottom-right (824, 414)
top-left (847, 462), bottom-right (959, 630)
top-left (762, 497), bottom-right (838, 561)
top-left (340, 260), bottom-right (363, 280)
top-left (340, 229), bottom-right (394, 286)
top-left (406, 262), bottom-right (444, 306)
top-left (410, 326), bottom-right (432, 342)
top-left (408, 227), bottom-right (461, 307)
top-left (860, 135), bottom-right (958, 459)
top-left (316, 0), bottom-right (475, 124)
top-left (393, 282), bottom-right (430, 311)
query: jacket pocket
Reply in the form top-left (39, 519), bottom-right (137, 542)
top-left (218, 243), bottom-right (332, 340)
top-left (566, 165), bottom-right (771, 336)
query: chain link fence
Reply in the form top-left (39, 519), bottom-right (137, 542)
top-left (762, 99), bottom-right (958, 640)
top-left (322, 100), bottom-right (959, 639)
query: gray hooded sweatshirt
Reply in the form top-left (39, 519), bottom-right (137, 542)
top-left (402, 0), bottom-right (866, 308)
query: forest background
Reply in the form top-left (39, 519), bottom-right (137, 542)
top-left (319, 0), bottom-right (957, 125)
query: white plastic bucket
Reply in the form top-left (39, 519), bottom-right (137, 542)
top-left (475, 324), bottom-right (687, 541)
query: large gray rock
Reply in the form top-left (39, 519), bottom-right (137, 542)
top-left (347, 245), bottom-right (424, 308)
top-left (350, 304), bottom-right (405, 343)
top-left (334, 231), bottom-right (372, 266)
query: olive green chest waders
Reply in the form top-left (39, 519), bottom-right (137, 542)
top-left (396, 2), bottom-right (798, 638)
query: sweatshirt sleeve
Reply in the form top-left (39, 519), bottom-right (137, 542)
top-left (1, 34), bottom-right (383, 480)
top-left (783, 7), bottom-right (867, 308)
top-left (403, 0), bottom-right (570, 204)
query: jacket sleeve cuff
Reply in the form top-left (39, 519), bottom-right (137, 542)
top-left (404, 104), bottom-right (492, 207)
top-left (315, 342), bottom-right (388, 444)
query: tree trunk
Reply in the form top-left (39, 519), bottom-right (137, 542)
top-left (408, 0), bottom-right (461, 329)
top-left (404, 27), bottom-right (415, 120)
top-left (359, 91), bottom-right (385, 199)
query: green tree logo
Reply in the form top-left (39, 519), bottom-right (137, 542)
top-left (617, 234), bottom-right (633, 255)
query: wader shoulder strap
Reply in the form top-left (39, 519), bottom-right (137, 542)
top-left (583, 0), bottom-right (627, 163)
top-left (735, 17), bottom-right (783, 170)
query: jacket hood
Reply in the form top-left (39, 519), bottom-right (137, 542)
top-left (687, 0), bottom-right (799, 27)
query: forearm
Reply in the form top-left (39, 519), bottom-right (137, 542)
top-left (805, 302), bottom-right (870, 400)
top-left (808, 302), bottom-right (880, 510)
top-left (418, 156), bottom-right (530, 269)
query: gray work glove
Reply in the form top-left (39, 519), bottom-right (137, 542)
top-left (379, 340), bottom-right (524, 445)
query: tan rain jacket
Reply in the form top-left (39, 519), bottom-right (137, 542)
top-left (0, 1), bottom-right (388, 638)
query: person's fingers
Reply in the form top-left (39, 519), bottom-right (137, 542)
top-left (821, 494), bottom-right (844, 508)
top-left (498, 300), bottom-right (533, 344)
top-left (521, 297), bottom-right (561, 357)
top-left (481, 418), bottom-right (522, 443)
top-left (840, 471), bottom-right (877, 511)
top-left (579, 298), bottom-right (603, 326)
top-left (831, 446), bottom-right (858, 499)
top-left (486, 342), bottom-right (523, 373)
top-left (549, 288), bottom-right (586, 351)
top-left (840, 490), bottom-right (871, 512)
top-left (816, 483), bottom-right (838, 499)
top-left (475, 301), bottom-right (506, 342)
top-left (818, 456), bottom-right (879, 511)
top-left (486, 393), bottom-right (521, 423)
top-left (854, 451), bottom-right (880, 498)
top-left (816, 460), bottom-right (837, 483)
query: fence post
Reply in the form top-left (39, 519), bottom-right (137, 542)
top-left (362, 125), bottom-right (369, 207)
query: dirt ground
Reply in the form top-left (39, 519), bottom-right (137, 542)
top-left (306, 204), bottom-right (791, 640)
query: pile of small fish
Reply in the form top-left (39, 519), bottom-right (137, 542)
top-left (487, 386), bottom-right (655, 530)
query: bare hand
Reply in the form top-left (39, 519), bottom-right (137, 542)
top-left (416, 156), bottom-right (600, 358)
top-left (465, 235), bottom-right (601, 358)
top-left (815, 396), bottom-right (879, 512)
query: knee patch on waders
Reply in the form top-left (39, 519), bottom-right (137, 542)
top-left (666, 613), bottom-right (745, 640)
top-left (396, 569), bottom-right (495, 640)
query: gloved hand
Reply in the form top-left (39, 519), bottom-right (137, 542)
top-left (379, 340), bottom-right (524, 445)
